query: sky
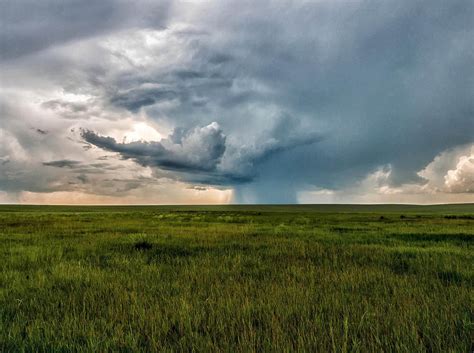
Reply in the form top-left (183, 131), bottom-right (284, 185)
top-left (0, 0), bottom-right (473, 204)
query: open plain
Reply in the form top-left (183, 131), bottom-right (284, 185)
top-left (0, 204), bottom-right (472, 352)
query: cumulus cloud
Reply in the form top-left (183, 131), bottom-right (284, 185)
top-left (81, 120), bottom-right (321, 186)
top-left (81, 122), bottom-right (226, 173)
top-left (300, 146), bottom-right (474, 204)
top-left (445, 149), bottom-right (474, 193)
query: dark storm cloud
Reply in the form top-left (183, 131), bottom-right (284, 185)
top-left (106, 73), bottom-right (234, 114)
top-left (99, 0), bottom-right (473, 192)
top-left (81, 122), bottom-right (227, 173)
top-left (43, 159), bottom-right (81, 168)
top-left (1, 0), bottom-right (473, 203)
top-left (110, 88), bottom-right (178, 112)
top-left (164, 0), bottom-right (473, 200)
top-left (81, 120), bottom-right (322, 186)
top-left (0, 0), bottom-right (171, 61)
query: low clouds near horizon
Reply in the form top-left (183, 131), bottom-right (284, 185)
top-left (0, 0), bottom-right (473, 204)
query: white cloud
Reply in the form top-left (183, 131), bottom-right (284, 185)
top-left (299, 145), bottom-right (474, 203)
top-left (445, 147), bottom-right (474, 193)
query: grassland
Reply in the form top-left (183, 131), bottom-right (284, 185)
top-left (0, 204), bottom-right (472, 352)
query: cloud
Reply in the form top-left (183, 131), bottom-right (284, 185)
top-left (0, 0), bottom-right (473, 203)
top-left (188, 185), bottom-right (208, 191)
top-left (445, 149), bottom-right (474, 193)
top-left (81, 120), bottom-right (322, 187)
top-left (41, 99), bottom-right (92, 119)
top-left (35, 128), bottom-right (48, 135)
top-left (0, 0), bottom-right (171, 61)
top-left (110, 87), bottom-right (178, 112)
top-left (299, 145), bottom-right (474, 204)
top-left (81, 122), bottom-right (226, 173)
top-left (43, 159), bottom-right (81, 168)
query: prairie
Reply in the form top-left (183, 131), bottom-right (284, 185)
top-left (0, 204), bottom-right (472, 352)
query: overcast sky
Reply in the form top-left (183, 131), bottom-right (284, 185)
top-left (0, 0), bottom-right (473, 204)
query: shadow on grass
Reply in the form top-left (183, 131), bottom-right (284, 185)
top-left (437, 271), bottom-right (471, 287)
top-left (387, 233), bottom-right (473, 244)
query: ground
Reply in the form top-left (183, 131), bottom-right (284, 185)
top-left (0, 204), bottom-right (473, 352)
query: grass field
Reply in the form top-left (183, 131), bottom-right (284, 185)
top-left (0, 204), bottom-right (473, 352)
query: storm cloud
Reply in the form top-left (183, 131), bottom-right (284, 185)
top-left (0, 0), bottom-right (473, 204)
top-left (0, 0), bottom-right (171, 61)
top-left (81, 122), bottom-right (226, 173)
top-left (81, 121), bottom-right (321, 185)
top-left (43, 159), bottom-right (81, 168)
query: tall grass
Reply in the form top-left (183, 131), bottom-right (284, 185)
top-left (0, 205), bottom-right (472, 352)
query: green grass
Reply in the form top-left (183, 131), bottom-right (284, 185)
top-left (0, 204), bottom-right (473, 352)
